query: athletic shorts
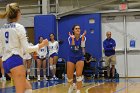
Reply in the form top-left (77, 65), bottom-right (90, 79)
top-left (105, 55), bottom-right (116, 66)
top-left (3, 55), bottom-right (23, 74)
top-left (23, 53), bottom-right (32, 60)
top-left (50, 53), bottom-right (58, 58)
top-left (37, 56), bottom-right (46, 61)
top-left (67, 56), bottom-right (85, 64)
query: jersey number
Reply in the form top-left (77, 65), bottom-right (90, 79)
top-left (5, 32), bottom-right (9, 43)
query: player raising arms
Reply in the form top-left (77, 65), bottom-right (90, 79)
top-left (67, 25), bottom-right (86, 93)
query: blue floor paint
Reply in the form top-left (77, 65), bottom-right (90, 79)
top-left (0, 80), bottom-right (65, 93)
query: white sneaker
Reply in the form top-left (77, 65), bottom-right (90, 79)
top-left (54, 77), bottom-right (58, 80)
top-left (27, 77), bottom-right (30, 81)
top-left (44, 77), bottom-right (48, 80)
top-left (37, 76), bottom-right (40, 81)
top-left (76, 90), bottom-right (80, 93)
top-left (68, 84), bottom-right (74, 93)
top-left (50, 78), bottom-right (54, 80)
top-left (27, 76), bottom-right (30, 80)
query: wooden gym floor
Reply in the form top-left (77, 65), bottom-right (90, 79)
top-left (0, 78), bottom-right (140, 93)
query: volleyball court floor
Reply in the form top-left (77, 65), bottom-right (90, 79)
top-left (0, 78), bottom-right (140, 93)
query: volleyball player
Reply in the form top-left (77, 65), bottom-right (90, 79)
top-left (36, 36), bottom-right (48, 81)
top-left (0, 3), bottom-right (48, 93)
top-left (67, 25), bottom-right (86, 93)
top-left (48, 33), bottom-right (59, 80)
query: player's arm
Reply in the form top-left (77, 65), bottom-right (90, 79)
top-left (81, 32), bottom-right (86, 55)
top-left (17, 25), bottom-right (48, 53)
top-left (68, 32), bottom-right (75, 46)
top-left (68, 36), bottom-right (76, 51)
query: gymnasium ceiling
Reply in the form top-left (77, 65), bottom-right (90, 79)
top-left (0, 0), bottom-right (140, 16)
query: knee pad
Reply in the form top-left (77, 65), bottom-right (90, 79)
top-left (53, 65), bottom-right (56, 69)
top-left (50, 65), bottom-right (53, 70)
top-left (67, 78), bottom-right (73, 83)
top-left (27, 69), bottom-right (30, 72)
top-left (76, 75), bottom-right (83, 82)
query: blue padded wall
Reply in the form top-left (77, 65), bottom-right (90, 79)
top-left (34, 15), bottom-right (56, 44)
top-left (58, 14), bottom-right (102, 61)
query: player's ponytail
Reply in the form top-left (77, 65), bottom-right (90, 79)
top-left (0, 3), bottom-right (20, 20)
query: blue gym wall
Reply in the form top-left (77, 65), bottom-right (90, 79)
top-left (58, 14), bottom-right (102, 61)
top-left (34, 14), bottom-right (102, 61)
top-left (34, 15), bottom-right (56, 44)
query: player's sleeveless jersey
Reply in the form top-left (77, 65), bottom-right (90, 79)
top-left (37, 46), bottom-right (48, 58)
top-left (68, 36), bottom-right (86, 57)
top-left (48, 41), bottom-right (59, 56)
top-left (0, 22), bottom-right (39, 61)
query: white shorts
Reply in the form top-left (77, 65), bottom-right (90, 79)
top-left (23, 53), bottom-right (32, 60)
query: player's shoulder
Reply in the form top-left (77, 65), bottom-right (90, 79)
top-left (54, 41), bottom-right (58, 43)
top-left (15, 23), bottom-right (24, 28)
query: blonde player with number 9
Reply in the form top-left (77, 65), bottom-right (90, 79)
top-left (0, 3), bottom-right (48, 93)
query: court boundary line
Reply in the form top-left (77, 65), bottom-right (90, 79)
top-left (114, 79), bottom-right (136, 93)
top-left (85, 79), bottom-right (136, 93)
top-left (85, 82), bottom-right (104, 93)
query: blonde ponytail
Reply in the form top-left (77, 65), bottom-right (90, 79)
top-left (0, 3), bottom-right (20, 19)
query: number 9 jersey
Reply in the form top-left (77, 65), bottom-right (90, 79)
top-left (0, 22), bottom-right (39, 61)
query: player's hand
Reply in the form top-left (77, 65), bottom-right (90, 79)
top-left (81, 31), bottom-right (86, 41)
top-left (69, 32), bottom-right (75, 39)
top-left (42, 39), bottom-right (48, 46)
top-left (39, 39), bottom-right (48, 49)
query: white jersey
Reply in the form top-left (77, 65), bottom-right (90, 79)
top-left (48, 41), bottom-right (59, 56)
top-left (0, 22), bottom-right (39, 61)
top-left (37, 46), bottom-right (48, 58)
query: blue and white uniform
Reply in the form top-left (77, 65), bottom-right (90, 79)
top-left (37, 46), bottom-right (48, 59)
top-left (0, 22), bottom-right (39, 73)
top-left (48, 41), bottom-right (59, 58)
top-left (67, 36), bottom-right (86, 64)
